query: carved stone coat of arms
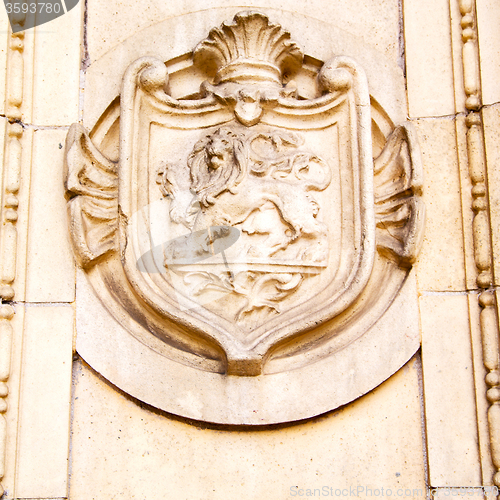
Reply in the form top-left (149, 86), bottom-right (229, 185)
top-left (65, 12), bottom-right (424, 424)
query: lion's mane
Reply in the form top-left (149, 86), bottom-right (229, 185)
top-left (188, 128), bottom-right (246, 207)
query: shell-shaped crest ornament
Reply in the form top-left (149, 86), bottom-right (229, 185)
top-left (65, 11), bottom-right (424, 424)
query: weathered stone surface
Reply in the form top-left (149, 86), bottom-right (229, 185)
top-left (26, 129), bottom-right (76, 303)
top-left (476, 0), bottom-right (500, 106)
top-left (67, 10), bottom-right (423, 425)
top-left (15, 305), bottom-right (73, 499)
top-left (0, 0), bottom-right (496, 496)
top-left (70, 356), bottom-right (426, 500)
top-left (86, 1), bottom-right (401, 65)
top-left (31, 1), bottom-right (82, 126)
top-left (482, 103), bottom-right (500, 287)
top-left (413, 118), bottom-right (466, 292)
top-left (404, 0), bottom-right (455, 118)
top-left (420, 294), bottom-right (481, 486)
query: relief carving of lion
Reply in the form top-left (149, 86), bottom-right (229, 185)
top-left (158, 127), bottom-right (331, 258)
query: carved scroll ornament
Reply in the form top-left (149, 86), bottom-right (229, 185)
top-left (65, 12), bottom-right (424, 424)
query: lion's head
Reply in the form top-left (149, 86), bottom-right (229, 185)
top-left (188, 128), bottom-right (246, 207)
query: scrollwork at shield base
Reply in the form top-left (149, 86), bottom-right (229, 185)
top-left (65, 11), bottom-right (424, 424)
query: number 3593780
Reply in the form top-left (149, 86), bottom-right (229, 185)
top-left (5, 3), bottom-right (62, 14)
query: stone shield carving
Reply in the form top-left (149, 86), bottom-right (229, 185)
top-left (65, 11), bottom-right (424, 424)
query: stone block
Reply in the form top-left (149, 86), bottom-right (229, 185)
top-left (86, 0), bottom-right (400, 65)
top-left (476, 0), bottom-right (500, 106)
top-left (15, 305), bottom-right (74, 499)
top-left (25, 129), bottom-right (75, 303)
top-left (70, 356), bottom-right (426, 500)
top-left (482, 103), bottom-right (500, 287)
top-left (413, 118), bottom-right (466, 292)
top-left (31, 0), bottom-right (83, 126)
top-left (420, 293), bottom-right (481, 487)
top-left (404, 0), bottom-right (455, 118)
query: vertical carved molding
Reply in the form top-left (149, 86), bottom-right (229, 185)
top-left (459, 0), bottom-right (500, 490)
top-left (0, 306), bottom-right (13, 488)
top-left (0, 11), bottom-right (26, 497)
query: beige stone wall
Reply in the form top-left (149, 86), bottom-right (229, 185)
top-left (0, 0), bottom-right (497, 498)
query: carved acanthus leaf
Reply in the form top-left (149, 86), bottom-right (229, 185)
top-left (181, 270), bottom-right (303, 321)
top-left (374, 123), bottom-right (424, 266)
top-left (64, 123), bottom-right (118, 267)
